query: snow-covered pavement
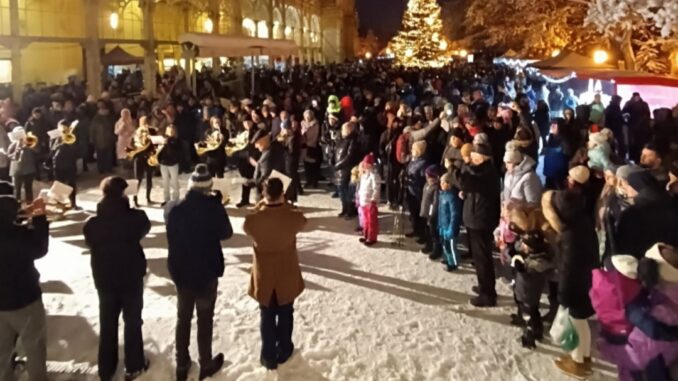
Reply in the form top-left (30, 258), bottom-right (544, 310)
top-left (34, 173), bottom-right (617, 381)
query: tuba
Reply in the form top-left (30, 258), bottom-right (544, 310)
top-left (225, 130), bottom-right (250, 157)
top-left (147, 141), bottom-right (164, 167)
top-left (195, 129), bottom-right (224, 156)
top-left (126, 134), bottom-right (151, 160)
top-left (25, 132), bottom-right (38, 149)
top-left (61, 126), bottom-right (76, 145)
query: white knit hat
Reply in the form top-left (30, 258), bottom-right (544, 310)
top-left (568, 165), bottom-right (590, 185)
top-left (503, 149), bottom-right (522, 164)
top-left (645, 243), bottom-right (678, 283)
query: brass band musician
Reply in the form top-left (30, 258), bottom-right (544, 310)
top-left (126, 127), bottom-right (155, 206)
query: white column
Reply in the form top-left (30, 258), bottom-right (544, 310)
top-left (9, 0), bottom-right (22, 103)
top-left (141, 0), bottom-right (157, 95)
top-left (83, 0), bottom-right (102, 97)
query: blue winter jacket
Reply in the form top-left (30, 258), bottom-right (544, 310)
top-left (406, 157), bottom-right (428, 199)
top-left (438, 189), bottom-right (462, 240)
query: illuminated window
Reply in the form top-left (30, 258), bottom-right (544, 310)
top-left (99, 0), bottom-right (143, 40)
top-left (0, 60), bottom-right (11, 83)
top-left (242, 18), bottom-right (255, 37)
top-left (256, 20), bottom-right (268, 39)
top-left (18, 0), bottom-right (85, 38)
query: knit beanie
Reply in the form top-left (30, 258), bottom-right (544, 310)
top-left (626, 169), bottom-right (656, 193)
top-left (503, 149), bottom-right (523, 164)
top-left (362, 152), bottom-right (375, 166)
top-left (616, 165), bottom-right (644, 182)
top-left (568, 165), bottom-right (590, 185)
top-left (473, 132), bottom-right (489, 146)
top-left (188, 164), bottom-right (213, 191)
top-left (425, 165), bottom-right (440, 178)
top-left (644, 243), bottom-right (678, 283)
top-left (472, 143), bottom-right (492, 158)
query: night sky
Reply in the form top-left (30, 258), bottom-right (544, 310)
top-left (356, 0), bottom-right (408, 41)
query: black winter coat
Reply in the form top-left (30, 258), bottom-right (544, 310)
top-left (456, 161), bottom-right (500, 230)
top-left (333, 132), bottom-right (361, 184)
top-left (616, 188), bottom-right (678, 259)
top-left (165, 191), bottom-right (233, 290)
top-left (0, 216), bottom-right (49, 311)
top-left (544, 191), bottom-right (599, 319)
top-left (51, 139), bottom-right (79, 173)
top-left (420, 182), bottom-right (439, 225)
top-left (158, 137), bottom-right (182, 166)
top-left (84, 198), bottom-right (150, 292)
top-left (254, 141), bottom-right (286, 187)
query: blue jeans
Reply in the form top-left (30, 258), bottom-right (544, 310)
top-left (337, 179), bottom-right (351, 211)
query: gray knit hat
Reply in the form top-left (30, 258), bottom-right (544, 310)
top-left (616, 164), bottom-right (645, 182)
top-left (188, 164), bottom-right (213, 191)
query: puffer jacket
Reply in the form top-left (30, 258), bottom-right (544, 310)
top-left (406, 157), bottom-right (428, 199)
top-left (438, 189), bottom-right (462, 240)
top-left (357, 169), bottom-right (380, 207)
top-left (599, 283), bottom-right (678, 381)
top-left (333, 131), bottom-right (361, 184)
top-left (420, 181), bottom-right (439, 219)
top-left (502, 156), bottom-right (542, 204)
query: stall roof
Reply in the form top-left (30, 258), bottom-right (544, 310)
top-left (178, 33), bottom-right (300, 57)
top-left (530, 50), bottom-right (615, 70)
top-left (102, 46), bottom-right (144, 66)
top-left (539, 68), bottom-right (678, 87)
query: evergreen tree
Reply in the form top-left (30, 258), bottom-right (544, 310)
top-left (390, 0), bottom-right (449, 67)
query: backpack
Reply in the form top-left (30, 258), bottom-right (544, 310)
top-left (395, 133), bottom-right (410, 165)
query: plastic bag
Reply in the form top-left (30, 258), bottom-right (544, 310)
top-left (549, 306), bottom-right (580, 352)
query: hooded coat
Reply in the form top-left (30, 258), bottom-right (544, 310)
top-left (502, 156), bottom-right (543, 204)
top-left (333, 131), bottom-right (361, 184)
top-left (542, 190), bottom-right (600, 319)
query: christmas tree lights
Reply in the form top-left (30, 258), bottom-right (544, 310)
top-left (389, 0), bottom-right (450, 67)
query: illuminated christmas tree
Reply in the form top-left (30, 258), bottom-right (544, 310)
top-left (390, 0), bottom-right (450, 67)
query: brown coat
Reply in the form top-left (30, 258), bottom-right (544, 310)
top-left (243, 203), bottom-right (307, 307)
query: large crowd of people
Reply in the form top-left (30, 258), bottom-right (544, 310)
top-left (1, 60), bottom-right (678, 380)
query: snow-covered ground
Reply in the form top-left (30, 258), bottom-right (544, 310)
top-left (30, 172), bottom-right (617, 381)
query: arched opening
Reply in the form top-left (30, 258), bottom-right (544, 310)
top-left (242, 17), bottom-right (256, 37)
top-left (256, 20), bottom-right (268, 39)
top-left (272, 7), bottom-right (283, 39)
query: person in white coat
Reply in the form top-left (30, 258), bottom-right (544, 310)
top-left (357, 153), bottom-right (380, 246)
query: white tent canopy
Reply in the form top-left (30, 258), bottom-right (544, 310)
top-left (178, 33), bottom-right (300, 57)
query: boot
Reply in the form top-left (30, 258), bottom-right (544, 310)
top-left (520, 327), bottom-right (537, 349)
top-left (337, 203), bottom-right (347, 217)
top-left (133, 196), bottom-right (140, 208)
top-left (176, 363), bottom-right (191, 381)
top-left (199, 353), bottom-right (224, 380)
top-left (237, 185), bottom-right (252, 208)
top-left (554, 356), bottom-right (589, 380)
top-left (125, 358), bottom-right (150, 381)
top-left (260, 356), bottom-right (278, 371)
top-left (470, 294), bottom-right (497, 308)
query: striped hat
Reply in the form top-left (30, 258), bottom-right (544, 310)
top-left (188, 164), bottom-right (213, 191)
